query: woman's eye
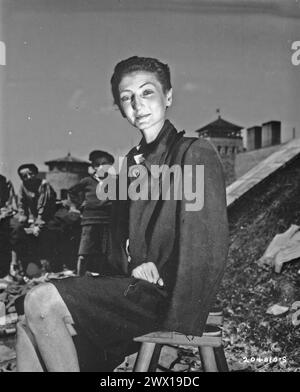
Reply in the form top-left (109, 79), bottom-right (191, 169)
top-left (142, 89), bottom-right (153, 96)
top-left (120, 95), bottom-right (130, 103)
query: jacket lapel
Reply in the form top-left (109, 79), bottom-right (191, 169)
top-left (134, 122), bottom-right (184, 243)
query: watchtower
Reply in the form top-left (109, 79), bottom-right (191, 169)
top-left (195, 110), bottom-right (243, 185)
top-left (45, 153), bottom-right (89, 200)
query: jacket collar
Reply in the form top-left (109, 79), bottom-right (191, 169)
top-left (130, 120), bottom-right (184, 171)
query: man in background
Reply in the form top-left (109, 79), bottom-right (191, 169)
top-left (10, 164), bottom-right (57, 275)
top-left (68, 150), bottom-right (114, 276)
top-left (0, 173), bottom-right (13, 279)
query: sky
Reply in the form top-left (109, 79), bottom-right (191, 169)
top-left (0, 0), bottom-right (299, 186)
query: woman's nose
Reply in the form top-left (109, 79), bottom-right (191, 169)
top-left (131, 95), bottom-right (143, 110)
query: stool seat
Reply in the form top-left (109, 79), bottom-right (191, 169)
top-left (133, 311), bottom-right (228, 372)
top-left (134, 326), bottom-right (222, 347)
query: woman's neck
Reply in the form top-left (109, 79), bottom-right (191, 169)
top-left (139, 120), bottom-right (166, 144)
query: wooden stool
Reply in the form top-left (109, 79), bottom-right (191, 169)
top-left (133, 311), bottom-right (228, 372)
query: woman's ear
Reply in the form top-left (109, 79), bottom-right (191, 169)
top-left (166, 88), bottom-right (173, 108)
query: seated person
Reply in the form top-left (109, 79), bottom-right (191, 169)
top-left (16, 56), bottom-right (229, 372)
top-left (0, 173), bottom-right (13, 278)
top-left (68, 150), bottom-right (115, 276)
top-left (10, 164), bottom-right (57, 274)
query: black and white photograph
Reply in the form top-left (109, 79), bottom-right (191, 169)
top-left (0, 0), bottom-right (299, 374)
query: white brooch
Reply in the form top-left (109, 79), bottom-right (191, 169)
top-left (133, 153), bottom-right (145, 164)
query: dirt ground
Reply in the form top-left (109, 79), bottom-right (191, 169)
top-left (216, 156), bottom-right (300, 372)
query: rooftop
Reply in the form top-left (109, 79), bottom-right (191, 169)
top-left (195, 115), bottom-right (243, 135)
top-left (45, 153), bottom-right (90, 166)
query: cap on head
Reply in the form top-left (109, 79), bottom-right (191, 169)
top-left (88, 150), bottom-right (114, 166)
top-left (17, 163), bottom-right (39, 178)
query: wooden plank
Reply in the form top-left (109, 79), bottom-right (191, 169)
top-left (134, 332), bottom-right (222, 347)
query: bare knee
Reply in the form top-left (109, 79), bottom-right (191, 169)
top-left (24, 283), bottom-right (60, 325)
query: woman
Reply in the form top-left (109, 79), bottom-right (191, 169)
top-left (16, 56), bottom-right (229, 372)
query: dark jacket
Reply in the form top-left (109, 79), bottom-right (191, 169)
top-left (68, 176), bottom-right (112, 225)
top-left (18, 179), bottom-right (57, 224)
top-left (0, 174), bottom-right (9, 209)
top-left (110, 120), bottom-right (229, 336)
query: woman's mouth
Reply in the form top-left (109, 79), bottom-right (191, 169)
top-left (136, 114), bottom-right (150, 121)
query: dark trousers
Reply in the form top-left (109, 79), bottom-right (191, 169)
top-left (9, 217), bottom-right (64, 272)
top-left (78, 224), bottom-right (110, 274)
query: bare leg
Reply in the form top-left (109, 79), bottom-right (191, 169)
top-left (18, 282), bottom-right (80, 372)
top-left (16, 317), bottom-right (44, 372)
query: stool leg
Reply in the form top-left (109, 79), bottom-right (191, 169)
top-left (133, 342), bottom-right (156, 372)
top-left (148, 344), bottom-right (163, 372)
top-left (198, 346), bottom-right (218, 372)
top-left (214, 346), bottom-right (229, 372)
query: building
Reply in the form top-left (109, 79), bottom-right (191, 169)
top-left (243, 121), bottom-right (281, 151)
top-left (261, 121), bottom-right (281, 148)
top-left (195, 113), bottom-right (243, 185)
top-left (244, 126), bottom-right (262, 151)
top-left (44, 153), bottom-right (90, 200)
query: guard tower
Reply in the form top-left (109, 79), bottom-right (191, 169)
top-left (45, 153), bottom-right (89, 200)
top-left (195, 110), bottom-right (243, 185)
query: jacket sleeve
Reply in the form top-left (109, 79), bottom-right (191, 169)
top-left (18, 185), bottom-right (29, 218)
top-left (0, 176), bottom-right (9, 208)
top-left (36, 181), bottom-right (56, 223)
top-left (106, 172), bottom-right (132, 275)
top-left (163, 139), bottom-right (229, 335)
top-left (6, 180), bottom-right (18, 210)
top-left (68, 179), bottom-right (86, 207)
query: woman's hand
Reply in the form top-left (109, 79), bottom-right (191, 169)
top-left (131, 262), bottom-right (164, 286)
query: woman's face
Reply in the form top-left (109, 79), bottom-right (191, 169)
top-left (118, 71), bottom-right (172, 135)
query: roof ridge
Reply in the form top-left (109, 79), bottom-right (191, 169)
top-left (196, 116), bottom-right (243, 133)
top-left (226, 138), bottom-right (300, 207)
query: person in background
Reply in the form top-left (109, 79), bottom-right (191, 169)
top-left (10, 164), bottom-right (57, 275)
top-left (68, 150), bottom-right (114, 276)
top-left (0, 173), bottom-right (13, 279)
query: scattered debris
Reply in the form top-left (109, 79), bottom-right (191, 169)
top-left (0, 282), bottom-right (8, 291)
top-left (290, 301), bottom-right (300, 327)
top-left (291, 311), bottom-right (300, 327)
top-left (257, 225), bottom-right (300, 273)
top-left (0, 345), bottom-right (16, 363)
top-left (266, 304), bottom-right (289, 316)
top-left (291, 301), bottom-right (300, 311)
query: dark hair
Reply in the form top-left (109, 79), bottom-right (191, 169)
top-left (110, 56), bottom-right (172, 114)
top-left (89, 150), bottom-right (114, 165)
top-left (17, 163), bottom-right (38, 177)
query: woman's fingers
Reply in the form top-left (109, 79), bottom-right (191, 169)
top-left (131, 262), bottom-right (164, 286)
top-left (132, 265), bottom-right (147, 281)
top-left (148, 263), bottom-right (160, 283)
top-left (132, 267), bottom-right (143, 279)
